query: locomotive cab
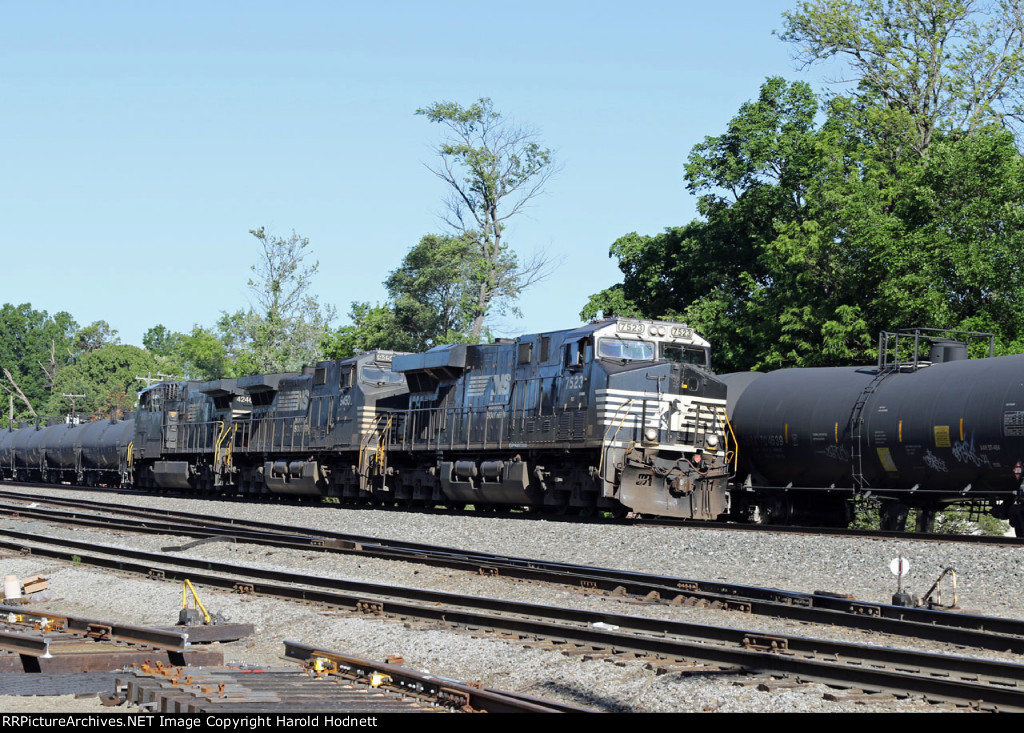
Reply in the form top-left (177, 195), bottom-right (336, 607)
top-left (587, 319), bottom-right (730, 518)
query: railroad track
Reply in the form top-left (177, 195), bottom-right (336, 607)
top-left (2, 528), bottom-right (1024, 711)
top-left (0, 491), bottom-right (1021, 657)
top-left (3, 482), bottom-right (1021, 547)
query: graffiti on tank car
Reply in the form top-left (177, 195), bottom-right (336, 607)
top-left (952, 434), bottom-right (991, 468)
top-left (922, 449), bottom-right (948, 473)
top-left (824, 444), bottom-right (849, 462)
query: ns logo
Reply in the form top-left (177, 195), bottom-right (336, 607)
top-left (467, 373), bottom-right (512, 400)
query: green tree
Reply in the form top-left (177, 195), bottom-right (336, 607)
top-left (417, 98), bottom-right (557, 339)
top-left (46, 344), bottom-right (161, 416)
top-left (75, 320), bottom-right (120, 354)
top-left (222, 227), bottom-right (335, 375)
top-left (143, 324), bottom-right (230, 380)
top-left (386, 233), bottom-right (482, 347)
top-left (0, 304), bottom-right (78, 420)
top-left (325, 233), bottom-right (488, 357)
top-left (143, 324), bottom-right (181, 356)
top-left (322, 303), bottom-right (409, 359)
top-left (584, 78), bottom-right (829, 370)
top-left (586, 76), bottom-right (1024, 370)
top-left (779, 0), bottom-right (1024, 155)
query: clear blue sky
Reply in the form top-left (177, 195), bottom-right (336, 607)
top-left (0, 1), bottom-right (826, 347)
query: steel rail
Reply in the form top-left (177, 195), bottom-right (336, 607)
top-left (0, 629), bottom-right (51, 657)
top-left (283, 641), bottom-right (592, 713)
top-left (3, 498), bottom-right (1024, 655)
top-left (0, 604), bottom-right (189, 651)
top-left (3, 483), bottom-right (1023, 546)
top-left (647, 516), bottom-right (1024, 546)
top-left (4, 530), bottom-right (1024, 711)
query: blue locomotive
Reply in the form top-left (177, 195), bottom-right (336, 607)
top-left (0, 318), bottom-right (733, 519)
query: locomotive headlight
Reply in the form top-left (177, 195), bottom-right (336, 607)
top-left (705, 434), bottom-right (720, 449)
top-left (644, 426), bottom-right (659, 443)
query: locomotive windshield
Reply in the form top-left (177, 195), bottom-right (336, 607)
top-left (662, 344), bottom-right (709, 367)
top-left (598, 339), bottom-right (655, 361)
top-left (360, 365), bottom-right (405, 386)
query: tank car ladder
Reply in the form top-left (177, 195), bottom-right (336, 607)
top-left (848, 369), bottom-right (893, 490)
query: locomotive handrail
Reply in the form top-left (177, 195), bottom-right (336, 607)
top-left (214, 421), bottom-right (235, 470)
top-left (358, 413), bottom-right (391, 478)
top-left (716, 406), bottom-right (739, 473)
top-left (598, 399), bottom-right (635, 483)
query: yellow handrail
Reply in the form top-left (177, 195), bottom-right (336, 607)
top-left (598, 398), bottom-right (634, 481)
top-left (717, 406), bottom-right (739, 472)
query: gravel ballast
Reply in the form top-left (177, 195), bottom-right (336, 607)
top-left (1, 487), bottom-right (1021, 713)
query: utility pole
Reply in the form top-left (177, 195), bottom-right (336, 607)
top-left (135, 372), bottom-right (179, 388)
top-left (62, 393), bottom-right (86, 413)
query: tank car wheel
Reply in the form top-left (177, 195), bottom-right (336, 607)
top-left (1008, 504), bottom-right (1024, 538)
top-left (879, 500), bottom-right (909, 532)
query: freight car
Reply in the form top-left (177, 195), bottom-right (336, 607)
top-left (0, 318), bottom-right (733, 519)
top-left (723, 329), bottom-right (1024, 535)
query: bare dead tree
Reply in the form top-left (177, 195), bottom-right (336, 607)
top-left (0, 369), bottom-right (36, 417)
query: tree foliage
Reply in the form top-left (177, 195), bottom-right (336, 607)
top-left (323, 233), bottom-right (484, 357)
top-left (586, 76), bottom-right (1024, 371)
top-left (143, 324), bottom-right (230, 380)
top-left (417, 98), bottom-right (557, 338)
top-left (75, 320), bottom-right (120, 353)
top-left (45, 345), bottom-right (161, 417)
top-left (322, 303), bottom-right (407, 360)
top-left (222, 227), bottom-right (335, 375)
top-left (385, 233), bottom-right (482, 347)
top-left (0, 304), bottom-right (78, 420)
top-left (779, 0), bottom-right (1024, 154)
